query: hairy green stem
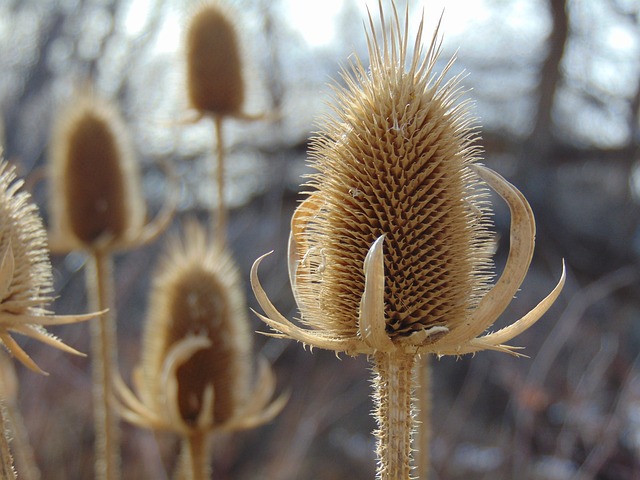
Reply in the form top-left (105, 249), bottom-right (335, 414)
top-left (373, 352), bottom-right (417, 480)
top-left (87, 250), bottom-right (120, 480)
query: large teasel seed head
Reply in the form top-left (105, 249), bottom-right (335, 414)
top-left (252, 1), bottom-right (564, 358)
top-left (49, 94), bottom-right (145, 249)
top-left (0, 159), bottom-right (94, 373)
top-left (185, 1), bottom-right (245, 118)
top-left (141, 221), bottom-right (251, 428)
top-left (295, 15), bottom-right (494, 343)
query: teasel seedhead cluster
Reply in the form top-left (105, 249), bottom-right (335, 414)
top-left (0, 159), bottom-right (96, 374)
top-left (251, 3), bottom-right (565, 358)
top-left (185, 1), bottom-right (257, 121)
top-left (115, 221), bottom-right (285, 435)
top-left (48, 94), bottom-right (175, 254)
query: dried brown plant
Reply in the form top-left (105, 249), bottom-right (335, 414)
top-left (251, 2), bottom-right (565, 478)
top-left (0, 159), bottom-right (95, 375)
top-left (49, 94), bottom-right (174, 253)
top-left (49, 93), bottom-right (175, 480)
top-left (115, 221), bottom-right (285, 480)
top-left (186, 2), bottom-right (246, 120)
top-left (184, 1), bottom-right (265, 246)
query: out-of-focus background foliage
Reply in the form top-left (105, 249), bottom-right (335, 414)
top-left (1, 0), bottom-right (639, 478)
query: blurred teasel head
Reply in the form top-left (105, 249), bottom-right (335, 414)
top-left (185, 1), bottom-right (247, 120)
top-left (49, 94), bottom-right (175, 253)
top-left (0, 159), bottom-right (96, 374)
top-left (115, 221), bottom-right (285, 434)
top-left (251, 2), bottom-right (565, 357)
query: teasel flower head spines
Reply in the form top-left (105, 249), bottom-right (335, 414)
top-left (115, 221), bottom-right (285, 435)
top-left (252, 1), bottom-right (565, 357)
top-left (0, 160), bottom-right (98, 374)
top-left (184, 1), bottom-right (266, 123)
top-left (49, 94), bottom-right (176, 253)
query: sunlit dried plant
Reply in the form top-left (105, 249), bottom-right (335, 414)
top-left (0, 159), bottom-right (95, 375)
top-left (48, 93), bottom-right (175, 480)
top-left (251, 2), bottom-right (565, 478)
top-left (186, 2), bottom-right (246, 120)
top-left (115, 221), bottom-right (285, 480)
top-left (49, 94), bottom-right (174, 253)
top-left (185, 1), bottom-right (265, 245)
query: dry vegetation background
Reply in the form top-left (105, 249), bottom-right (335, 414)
top-left (1, 0), bottom-right (640, 478)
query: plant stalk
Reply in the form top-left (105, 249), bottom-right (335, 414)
top-left (213, 115), bottom-right (226, 246)
top-left (0, 401), bottom-right (17, 480)
top-left (416, 355), bottom-right (432, 480)
top-left (372, 351), bottom-right (417, 480)
top-left (87, 249), bottom-right (120, 480)
top-left (174, 432), bottom-right (213, 480)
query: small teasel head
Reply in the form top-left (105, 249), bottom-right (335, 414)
top-left (141, 220), bottom-right (252, 430)
top-left (49, 94), bottom-right (146, 251)
top-left (252, 2), bottom-right (564, 357)
top-left (0, 159), bottom-right (96, 374)
top-left (115, 221), bottom-right (286, 433)
top-left (185, 1), bottom-right (245, 119)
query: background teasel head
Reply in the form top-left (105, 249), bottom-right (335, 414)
top-left (115, 221), bottom-right (284, 434)
top-left (185, 1), bottom-right (247, 120)
top-left (0, 159), bottom-right (95, 374)
top-left (252, 3), bottom-right (565, 357)
top-left (49, 94), bottom-right (173, 253)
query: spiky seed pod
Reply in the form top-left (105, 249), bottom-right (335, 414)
top-left (186, 2), bottom-right (245, 118)
top-left (114, 221), bottom-right (286, 438)
top-left (252, 3), bottom-right (564, 358)
top-left (142, 221), bottom-right (251, 428)
top-left (0, 160), bottom-right (95, 374)
top-left (49, 95), bottom-right (145, 250)
top-left (299, 37), bottom-right (495, 347)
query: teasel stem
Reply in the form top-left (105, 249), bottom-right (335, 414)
top-left (415, 356), bottom-right (432, 480)
top-left (86, 249), bottom-right (120, 480)
top-left (373, 351), bottom-right (417, 480)
top-left (213, 116), bottom-right (226, 246)
top-left (0, 375), bottom-right (40, 480)
top-left (0, 402), bottom-right (16, 480)
top-left (174, 432), bottom-right (213, 480)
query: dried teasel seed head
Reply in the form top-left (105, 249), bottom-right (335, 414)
top-left (141, 221), bottom-right (251, 429)
top-left (252, 1), bottom-right (565, 358)
top-left (49, 94), bottom-right (145, 249)
top-left (185, 2), bottom-right (245, 118)
top-left (0, 162), bottom-right (54, 310)
top-left (294, 18), bottom-right (495, 344)
top-left (0, 159), bottom-right (94, 373)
